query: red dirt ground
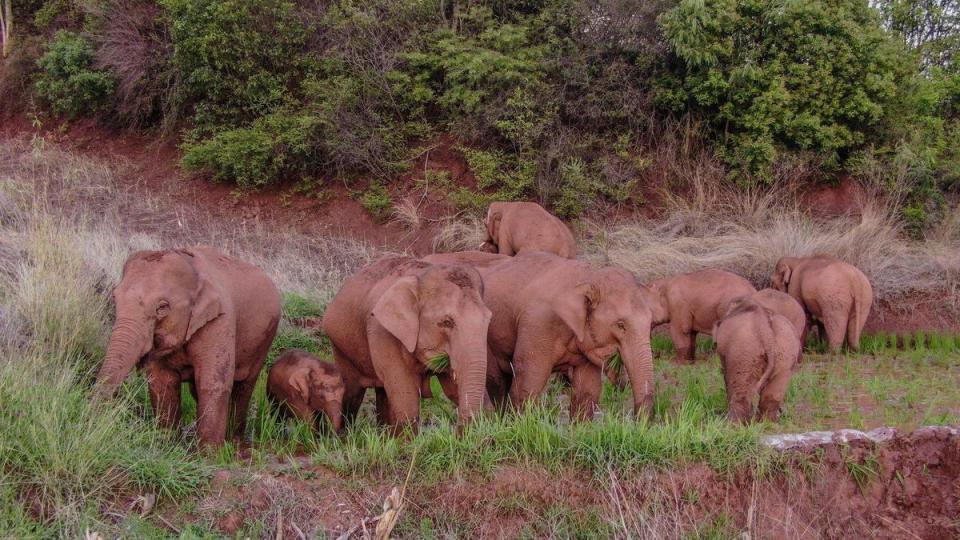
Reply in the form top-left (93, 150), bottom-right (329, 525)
top-left (119, 428), bottom-right (960, 539)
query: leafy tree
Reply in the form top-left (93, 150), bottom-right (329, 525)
top-left (658, 0), bottom-right (903, 179)
top-left (874, 0), bottom-right (960, 71)
top-left (161, 0), bottom-right (308, 133)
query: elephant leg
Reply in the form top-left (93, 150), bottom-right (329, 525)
top-left (569, 362), bottom-right (602, 421)
top-left (846, 312), bottom-right (864, 352)
top-left (823, 314), bottom-right (848, 353)
top-left (486, 351), bottom-right (512, 411)
top-left (332, 345), bottom-right (365, 427)
top-left (720, 353), bottom-right (752, 424)
top-left (146, 365), bottom-right (181, 430)
top-left (757, 367), bottom-right (792, 423)
top-left (187, 322), bottom-right (236, 448)
top-left (228, 377), bottom-right (258, 440)
top-left (814, 319), bottom-right (827, 347)
top-left (509, 335), bottom-right (555, 411)
top-left (374, 387), bottom-right (391, 426)
top-left (341, 383), bottom-right (366, 428)
top-left (437, 373), bottom-right (459, 402)
top-left (382, 370), bottom-right (421, 434)
top-left (670, 322), bottom-right (696, 364)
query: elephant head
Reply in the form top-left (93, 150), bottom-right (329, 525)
top-left (770, 257), bottom-right (798, 291)
top-left (553, 267), bottom-right (658, 417)
top-left (289, 363), bottom-right (346, 433)
top-left (372, 264), bottom-right (492, 424)
top-left (95, 250), bottom-right (223, 397)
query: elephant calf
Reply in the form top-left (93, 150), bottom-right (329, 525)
top-left (268, 350), bottom-right (345, 434)
top-left (95, 247), bottom-right (281, 447)
top-left (714, 299), bottom-right (801, 423)
top-left (322, 257), bottom-right (492, 432)
top-left (481, 201), bottom-right (577, 258)
top-left (770, 256), bottom-right (873, 352)
top-left (648, 268), bottom-right (756, 363)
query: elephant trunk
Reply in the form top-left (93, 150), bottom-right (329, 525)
top-left (95, 317), bottom-right (152, 397)
top-left (451, 330), bottom-right (488, 425)
top-left (620, 329), bottom-right (656, 419)
top-left (325, 402), bottom-right (344, 435)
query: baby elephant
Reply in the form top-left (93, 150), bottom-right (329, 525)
top-left (481, 201), bottom-right (577, 258)
top-left (648, 268), bottom-right (756, 364)
top-left (714, 299), bottom-right (801, 424)
top-left (268, 350), bottom-right (345, 434)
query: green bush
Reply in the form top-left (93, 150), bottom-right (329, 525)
top-left (161, 0), bottom-right (308, 132)
top-left (397, 6), bottom-right (551, 141)
top-left (34, 31), bottom-right (114, 118)
top-left (658, 0), bottom-right (902, 179)
top-left (361, 182), bottom-right (393, 221)
top-left (181, 112), bottom-right (321, 189)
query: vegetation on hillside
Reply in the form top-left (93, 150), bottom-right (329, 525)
top-left (1, 0), bottom-right (958, 227)
top-left (1, 137), bottom-right (958, 535)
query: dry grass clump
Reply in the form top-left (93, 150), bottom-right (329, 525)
top-left (581, 177), bottom-right (960, 305)
top-left (432, 213), bottom-right (487, 253)
top-left (390, 197), bottom-right (424, 230)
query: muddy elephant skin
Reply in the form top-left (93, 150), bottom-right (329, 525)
top-left (321, 257), bottom-right (492, 432)
top-left (481, 201), bottom-right (577, 258)
top-left (95, 247), bottom-right (281, 447)
top-left (714, 299), bottom-right (801, 424)
top-left (648, 268), bottom-right (756, 364)
top-left (729, 288), bottom-right (807, 363)
top-left (770, 256), bottom-right (873, 352)
top-left (268, 349), bottom-right (345, 434)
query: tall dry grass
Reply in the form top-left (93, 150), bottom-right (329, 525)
top-left (434, 171), bottom-right (959, 308)
top-left (579, 177), bottom-right (959, 306)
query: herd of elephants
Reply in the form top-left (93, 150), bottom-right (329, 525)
top-left (92, 202), bottom-right (874, 447)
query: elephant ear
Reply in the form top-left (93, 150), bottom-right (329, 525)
top-left (776, 261), bottom-right (792, 288)
top-left (288, 370), bottom-right (312, 402)
top-left (185, 261), bottom-right (224, 341)
top-left (485, 205), bottom-right (503, 242)
top-left (372, 275), bottom-right (421, 354)
top-left (553, 282), bottom-right (600, 343)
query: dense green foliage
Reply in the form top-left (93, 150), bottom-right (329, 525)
top-left (6, 0), bottom-right (960, 225)
top-left (34, 31), bottom-right (113, 117)
top-left (658, 0), bottom-right (899, 177)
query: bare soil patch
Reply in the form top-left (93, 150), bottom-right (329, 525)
top-left (132, 428), bottom-right (960, 538)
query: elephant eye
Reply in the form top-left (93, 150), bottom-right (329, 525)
top-left (438, 317), bottom-right (455, 329)
top-left (156, 300), bottom-right (170, 318)
top-left (616, 320), bottom-right (626, 331)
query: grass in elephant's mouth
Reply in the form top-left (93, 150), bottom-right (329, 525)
top-left (425, 353), bottom-right (450, 373)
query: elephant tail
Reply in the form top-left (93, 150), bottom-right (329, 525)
top-left (847, 276), bottom-right (872, 350)
top-left (754, 308), bottom-right (782, 396)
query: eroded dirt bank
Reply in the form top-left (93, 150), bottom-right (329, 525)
top-left (140, 427), bottom-right (959, 538)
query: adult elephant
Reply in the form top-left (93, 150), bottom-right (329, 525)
top-left (95, 248), bottom-right (281, 447)
top-left (770, 256), bottom-right (873, 352)
top-left (481, 201), bottom-right (577, 258)
top-left (648, 269), bottom-right (756, 364)
top-left (430, 251), bottom-right (660, 420)
top-left (322, 257), bottom-right (492, 431)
